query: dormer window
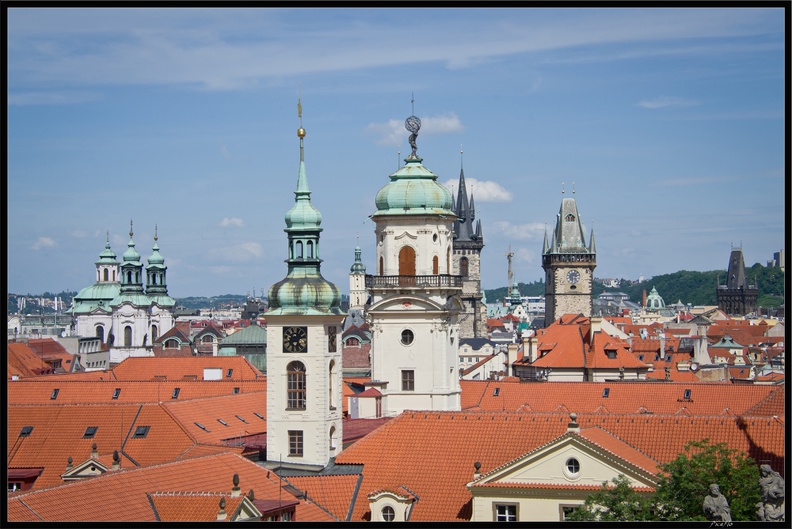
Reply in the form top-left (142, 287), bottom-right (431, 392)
top-left (605, 350), bottom-right (617, 359)
top-left (683, 389), bottom-right (692, 400)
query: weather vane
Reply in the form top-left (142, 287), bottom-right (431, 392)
top-left (405, 93), bottom-right (421, 158)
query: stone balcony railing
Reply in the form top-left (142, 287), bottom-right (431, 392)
top-left (365, 274), bottom-right (462, 289)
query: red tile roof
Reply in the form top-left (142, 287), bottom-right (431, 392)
top-left (148, 492), bottom-right (245, 521)
top-left (6, 452), bottom-right (335, 522)
top-left (460, 379), bottom-right (781, 417)
top-left (283, 473), bottom-right (362, 521)
top-left (163, 393), bottom-right (267, 446)
top-left (110, 355), bottom-right (263, 380)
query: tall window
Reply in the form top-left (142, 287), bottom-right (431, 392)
top-left (151, 325), bottom-right (158, 342)
top-left (288, 430), bottom-right (303, 456)
top-left (460, 256), bottom-right (469, 277)
top-left (433, 255), bottom-right (439, 275)
top-left (495, 504), bottom-right (517, 522)
top-left (329, 425), bottom-right (337, 450)
top-left (328, 360), bottom-right (336, 410)
top-left (399, 246), bottom-right (416, 276)
top-left (401, 370), bottom-right (415, 391)
top-left (296, 241), bottom-right (303, 259)
top-left (379, 256), bottom-right (384, 275)
top-left (103, 269), bottom-right (109, 281)
top-left (124, 326), bottom-right (132, 347)
top-left (96, 325), bottom-right (104, 342)
top-left (287, 362), bottom-right (306, 409)
top-left (306, 241), bottom-right (314, 258)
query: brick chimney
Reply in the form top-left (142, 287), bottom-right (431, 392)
top-left (642, 289), bottom-right (647, 308)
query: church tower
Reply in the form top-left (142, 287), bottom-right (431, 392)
top-left (73, 232), bottom-right (120, 342)
top-left (542, 189), bottom-right (596, 324)
top-left (349, 244), bottom-right (368, 311)
top-left (451, 155), bottom-right (486, 339)
top-left (716, 245), bottom-right (758, 316)
top-left (364, 111), bottom-right (464, 416)
top-left (109, 221), bottom-right (154, 361)
top-left (145, 226), bottom-right (175, 344)
top-left (265, 100), bottom-right (345, 469)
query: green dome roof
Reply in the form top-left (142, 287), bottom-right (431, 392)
top-left (268, 272), bottom-right (343, 316)
top-left (373, 158), bottom-right (454, 217)
top-left (350, 246), bottom-right (366, 274)
top-left (96, 236), bottom-right (118, 264)
top-left (72, 283), bottom-right (121, 314)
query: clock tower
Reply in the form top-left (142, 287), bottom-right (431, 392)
top-left (542, 191), bottom-right (596, 324)
top-left (266, 101), bottom-right (344, 470)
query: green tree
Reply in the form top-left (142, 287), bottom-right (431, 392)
top-left (566, 474), bottom-right (654, 521)
top-left (653, 439), bottom-right (760, 521)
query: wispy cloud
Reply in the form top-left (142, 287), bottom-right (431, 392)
top-left (441, 178), bottom-right (512, 202)
top-left (491, 221), bottom-right (545, 241)
top-left (637, 96), bottom-right (700, 109)
top-left (32, 237), bottom-right (57, 250)
top-left (219, 217), bottom-right (245, 228)
top-left (213, 242), bottom-right (263, 263)
top-left (365, 113), bottom-right (464, 146)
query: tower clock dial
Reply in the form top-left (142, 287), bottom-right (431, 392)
top-left (566, 270), bottom-right (581, 285)
top-left (283, 326), bottom-right (308, 353)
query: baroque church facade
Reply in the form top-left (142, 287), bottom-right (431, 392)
top-left (542, 192), bottom-right (596, 323)
top-left (72, 224), bottom-right (175, 364)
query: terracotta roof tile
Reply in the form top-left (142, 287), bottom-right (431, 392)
top-left (163, 393), bottom-right (267, 446)
top-left (578, 427), bottom-right (659, 475)
top-left (149, 492), bottom-right (244, 521)
top-left (284, 473), bottom-right (362, 521)
top-left (110, 355), bottom-right (263, 380)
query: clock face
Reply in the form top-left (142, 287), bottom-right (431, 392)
top-left (283, 326), bottom-right (308, 353)
top-left (566, 270), bottom-right (581, 284)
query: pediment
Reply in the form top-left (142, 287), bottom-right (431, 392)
top-left (394, 231), bottom-right (418, 240)
top-left (470, 434), bottom-right (657, 490)
top-left (368, 295), bottom-right (444, 313)
top-left (61, 458), bottom-right (109, 481)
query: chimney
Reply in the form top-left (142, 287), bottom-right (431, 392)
top-left (217, 497), bottom-right (227, 521)
top-left (473, 461), bottom-right (482, 480)
top-left (642, 289), bottom-right (647, 308)
top-left (231, 473), bottom-right (241, 497)
top-left (90, 443), bottom-right (99, 459)
top-left (112, 450), bottom-right (120, 470)
top-left (567, 412), bottom-right (580, 433)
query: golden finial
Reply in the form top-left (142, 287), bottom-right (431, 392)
top-left (297, 83), bottom-right (305, 138)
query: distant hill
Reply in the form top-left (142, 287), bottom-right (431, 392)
top-left (485, 263), bottom-right (784, 308)
top-left (175, 294), bottom-right (248, 310)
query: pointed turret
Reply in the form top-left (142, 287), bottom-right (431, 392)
top-left (146, 225), bottom-right (175, 307)
top-left (111, 220), bottom-right (151, 307)
top-left (589, 227), bottom-right (596, 254)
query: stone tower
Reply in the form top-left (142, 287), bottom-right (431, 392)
top-left (542, 191), bottom-right (596, 324)
top-left (451, 159), bottom-right (486, 339)
top-left (716, 245), bottom-right (758, 316)
top-left (265, 102), bottom-right (345, 469)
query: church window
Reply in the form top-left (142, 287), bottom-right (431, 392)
top-left (288, 430), bottom-right (303, 456)
top-left (400, 329), bottom-right (414, 345)
top-left (103, 269), bottom-right (109, 281)
top-left (382, 506), bottom-right (396, 522)
top-left (401, 370), bottom-right (415, 391)
top-left (287, 362), bottom-right (307, 410)
top-left (124, 326), bottom-right (132, 347)
top-left (329, 425), bottom-right (338, 450)
top-left (306, 241), bottom-right (314, 258)
top-left (329, 360), bottom-right (336, 410)
top-left (151, 325), bottom-right (158, 342)
top-left (433, 255), bottom-right (439, 275)
top-left (96, 325), bottom-right (104, 342)
top-left (113, 270), bottom-right (116, 281)
top-left (379, 256), bottom-right (384, 275)
top-left (460, 257), bottom-right (469, 277)
top-left (296, 241), bottom-right (303, 259)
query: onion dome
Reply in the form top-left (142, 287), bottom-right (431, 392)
top-left (147, 226), bottom-right (165, 266)
top-left (122, 221), bottom-right (142, 264)
top-left (95, 231), bottom-right (118, 265)
top-left (267, 101), bottom-right (343, 316)
top-left (350, 245), bottom-right (366, 274)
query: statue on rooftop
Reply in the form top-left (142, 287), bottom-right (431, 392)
top-left (703, 484), bottom-right (731, 522)
top-left (757, 464), bottom-right (785, 521)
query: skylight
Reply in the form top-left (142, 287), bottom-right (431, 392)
top-left (112, 388), bottom-right (121, 399)
top-left (493, 388), bottom-right (500, 397)
top-left (84, 426), bottom-right (98, 438)
top-left (194, 422), bottom-right (210, 432)
top-left (235, 415), bottom-right (248, 423)
top-left (50, 389), bottom-right (59, 400)
top-left (227, 369), bottom-right (233, 377)
top-left (254, 412), bottom-right (265, 420)
top-left (683, 389), bottom-right (692, 400)
top-left (171, 388), bottom-right (180, 399)
top-left (218, 419), bottom-right (229, 426)
top-left (603, 388), bottom-right (610, 398)
top-left (233, 387), bottom-right (240, 394)
top-left (19, 426), bottom-right (33, 437)
top-left (133, 426), bottom-right (150, 438)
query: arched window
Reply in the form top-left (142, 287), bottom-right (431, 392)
top-left (306, 241), bottom-right (314, 259)
top-left (127, 271), bottom-right (132, 283)
top-left (202, 335), bottom-right (213, 343)
top-left (460, 256), bottom-right (469, 277)
top-left (103, 269), bottom-right (108, 281)
top-left (124, 326), bottom-right (132, 347)
top-left (382, 506), bottom-right (395, 522)
top-left (113, 270), bottom-right (116, 282)
top-left (151, 325), bottom-right (158, 342)
top-left (287, 361), bottom-right (306, 410)
top-left (399, 246), bottom-right (415, 276)
top-left (432, 255), bottom-right (439, 275)
top-left (296, 241), bottom-right (303, 259)
top-left (565, 213), bottom-right (575, 222)
top-left (165, 339), bottom-right (178, 349)
top-left (328, 360), bottom-right (336, 410)
top-left (329, 425), bottom-right (338, 450)
top-left (96, 325), bottom-right (104, 342)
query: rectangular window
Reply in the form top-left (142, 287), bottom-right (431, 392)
top-left (112, 388), bottom-right (121, 399)
top-left (171, 387), bottom-right (180, 399)
top-left (494, 504), bottom-right (517, 522)
top-left (233, 387), bottom-right (240, 394)
top-left (602, 388), bottom-right (610, 398)
top-left (226, 369), bottom-right (233, 377)
top-left (560, 505), bottom-right (577, 521)
top-left (84, 426), bottom-right (98, 438)
top-left (19, 426), bottom-right (33, 437)
top-left (133, 426), bottom-right (150, 438)
top-left (401, 370), bottom-right (415, 391)
top-left (50, 388), bottom-right (59, 400)
top-left (288, 430), bottom-right (303, 456)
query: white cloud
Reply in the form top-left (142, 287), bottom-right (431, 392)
top-left (491, 221), bottom-right (546, 241)
top-left (69, 230), bottom-right (88, 238)
top-left (442, 178), bottom-right (512, 202)
top-left (366, 113), bottom-right (464, 146)
top-left (637, 96), bottom-right (700, 109)
top-left (32, 237), bottom-right (57, 250)
top-left (214, 242), bottom-right (263, 263)
top-left (220, 217), bottom-right (245, 228)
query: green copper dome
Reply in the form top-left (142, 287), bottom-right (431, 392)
top-left (372, 157), bottom-right (454, 217)
top-left (95, 233), bottom-right (118, 265)
top-left (350, 245), bottom-right (366, 274)
top-left (122, 223), bottom-right (142, 264)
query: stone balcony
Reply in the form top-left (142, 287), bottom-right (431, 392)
top-left (365, 274), bottom-right (462, 289)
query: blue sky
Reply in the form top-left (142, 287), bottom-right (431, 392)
top-left (6, 7), bottom-right (786, 299)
